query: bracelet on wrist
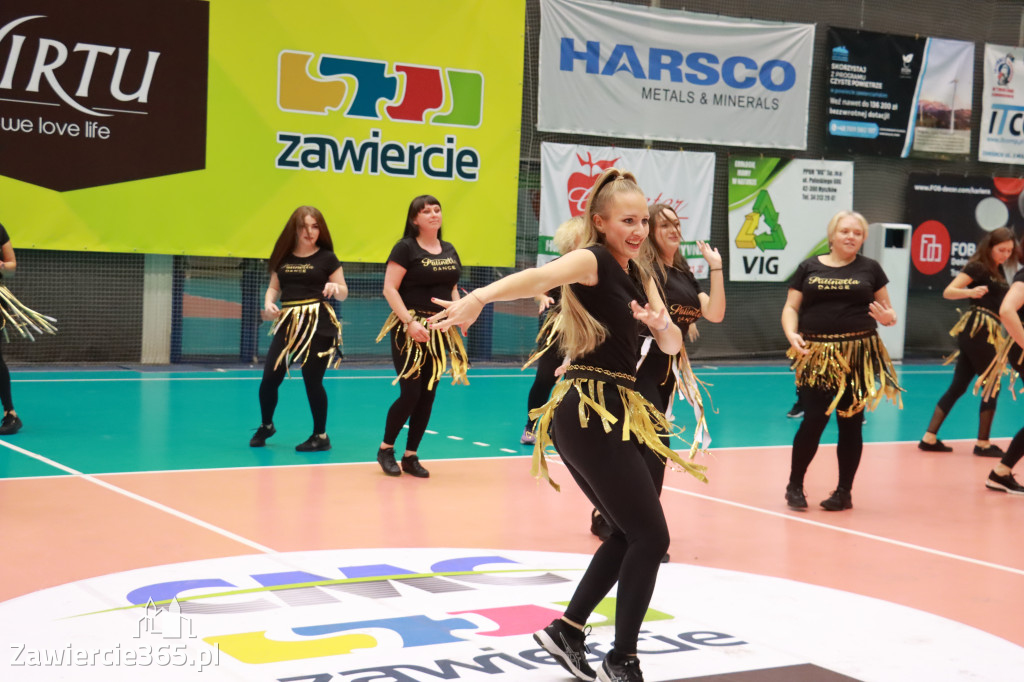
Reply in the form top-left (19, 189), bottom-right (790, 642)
top-left (709, 268), bottom-right (722, 272)
top-left (656, 318), bottom-right (672, 332)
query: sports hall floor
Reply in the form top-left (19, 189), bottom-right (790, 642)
top-left (0, 361), bottom-right (1021, 680)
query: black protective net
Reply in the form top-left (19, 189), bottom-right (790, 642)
top-left (9, 0), bottom-right (1024, 365)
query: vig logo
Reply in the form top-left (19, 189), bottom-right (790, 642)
top-left (278, 51), bottom-right (484, 128)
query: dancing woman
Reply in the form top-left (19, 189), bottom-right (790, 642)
top-left (782, 210), bottom-right (903, 512)
top-left (250, 206), bottom-right (347, 451)
top-left (375, 195), bottom-right (468, 478)
top-left (430, 169), bottom-right (706, 682)
top-left (0, 221), bottom-right (58, 435)
top-left (919, 228), bottom-right (1016, 456)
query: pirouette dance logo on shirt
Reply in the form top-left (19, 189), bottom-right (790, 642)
top-left (670, 304), bottom-right (701, 324)
top-left (280, 263), bottom-right (315, 275)
top-left (421, 256), bottom-right (458, 272)
top-left (807, 275), bottom-right (859, 290)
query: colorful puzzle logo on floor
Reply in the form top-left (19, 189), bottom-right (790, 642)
top-left (0, 548), bottom-right (1018, 681)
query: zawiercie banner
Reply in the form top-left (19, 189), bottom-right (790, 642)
top-left (538, 0), bottom-right (814, 150)
top-left (825, 27), bottom-right (973, 159)
top-left (0, 0), bottom-right (525, 264)
top-left (538, 143), bottom-right (715, 276)
top-left (727, 156), bottom-right (854, 282)
top-left (980, 44), bottom-right (1024, 165)
top-left (906, 173), bottom-right (1024, 288)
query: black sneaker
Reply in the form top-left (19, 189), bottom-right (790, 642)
top-left (249, 424), bottom-right (275, 447)
top-left (918, 439), bottom-right (953, 452)
top-left (598, 651), bottom-right (643, 682)
top-left (532, 619), bottom-right (596, 681)
top-left (786, 402), bottom-right (804, 419)
top-left (0, 413), bottom-right (22, 435)
top-left (590, 508), bottom-right (613, 541)
top-left (378, 447), bottom-right (401, 476)
top-left (985, 470), bottom-right (1024, 495)
top-left (785, 483), bottom-right (808, 510)
top-left (295, 434), bottom-right (331, 452)
top-left (974, 444), bottom-right (1006, 458)
top-left (820, 487), bottom-right (853, 511)
top-left (401, 455), bottom-right (430, 478)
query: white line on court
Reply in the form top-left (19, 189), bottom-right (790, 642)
top-left (659, 480), bottom-right (1024, 578)
top-left (0, 440), bottom-right (277, 555)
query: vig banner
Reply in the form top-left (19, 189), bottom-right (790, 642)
top-left (727, 156), bottom-right (853, 283)
top-left (825, 27), bottom-right (973, 160)
top-left (538, 143), bottom-right (715, 276)
top-left (0, 0), bottom-right (525, 264)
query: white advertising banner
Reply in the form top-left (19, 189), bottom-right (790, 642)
top-left (727, 157), bottom-right (854, 282)
top-left (980, 44), bottom-right (1024, 165)
top-left (538, 0), bottom-right (814, 149)
top-left (539, 142), bottom-right (715, 276)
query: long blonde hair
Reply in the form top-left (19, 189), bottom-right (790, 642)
top-left (559, 168), bottom-right (656, 358)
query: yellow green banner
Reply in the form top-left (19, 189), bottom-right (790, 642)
top-left (0, 0), bottom-right (525, 265)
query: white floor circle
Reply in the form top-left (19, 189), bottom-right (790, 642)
top-left (0, 548), bottom-right (1019, 681)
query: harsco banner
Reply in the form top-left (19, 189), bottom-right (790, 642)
top-left (537, 0), bottom-right (814, 150)
top-left (826, 28), bottom-right (973, 159)
top-left (0, 0), bottom-right (525, 264)
top-left (727, 157), bottom-right (853, 283)
top-left (980, 44), bottom-right (1024, 165)
top-left (538, 142), bottom-right (715, 275)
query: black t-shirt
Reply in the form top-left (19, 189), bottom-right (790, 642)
top-left (570, 244), bottom-right (647, 377)
top-left (790, 254), bottom-right (888, 335)
top-left (1012, 269), bottom-right (1024, 324)
top-left (388, 237), bottom-right (461, 313)
top-left (276, 249), bottom-right (342, 334)
top-left (960, 261), bottom-right (1008, 314)
top-left (663, 265), bottom-right (703, 334)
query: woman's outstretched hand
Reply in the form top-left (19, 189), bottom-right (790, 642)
top-left (630, 300), bottom-right (670, 332)
top-left (427, 293), bottom-right (483, 335)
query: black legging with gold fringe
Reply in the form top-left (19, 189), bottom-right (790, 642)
top-left (259, 331), bottom-right (332, 433)
top-left (383, 326), bottom-right (439, 452)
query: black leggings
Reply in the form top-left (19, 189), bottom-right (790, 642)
top-left (525, 344), bottom-right (562, 429)
top-left (382, 328), bottom-right (437, 452)
top-left (0, 340), bottom-right (11, 412)
top-left (258, 331), bottom-right (332, 434)
top-left (927, 327), bottom-right (998, 439)
top-left (553, 384), bottom-right (669, 655)
top-left (635, 350), bottom-right (675, 495)
top-left (1000, 347), bottom-right (1024, 469)
top-left (789, 384), bottom-right (863, 491)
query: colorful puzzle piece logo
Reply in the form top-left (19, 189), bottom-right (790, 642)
top-left (278, 51), bottom-right (484, 127)
top-left (734, 190), bottom-right (787, 251)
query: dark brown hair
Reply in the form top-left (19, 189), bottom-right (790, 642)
top-left (403, 195), bottom-right (443, 239)
top-left (267, 206), bottom-right (332, 272)
top-left (968, 226), bottom-right (1017, 281)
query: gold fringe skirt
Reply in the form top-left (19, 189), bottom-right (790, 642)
top-left (376, 310), bottom-right (469, 391)
top-left (527, 364), bottom-right (708, 492)
top-left (975, 337), bottom-right (1024, 402)
top-left (268, 299), bottom-right (342, 371)
top-left (637, 336), bottom-right (714, 458)
top-left (944, 307), bottom-right (1004, 365)
top-left (787, 330), bottom-right (904, 417)
top-left (0, 285), bottom-right (57, 340)
top-left (522, 308), bottom-right (562, 370)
